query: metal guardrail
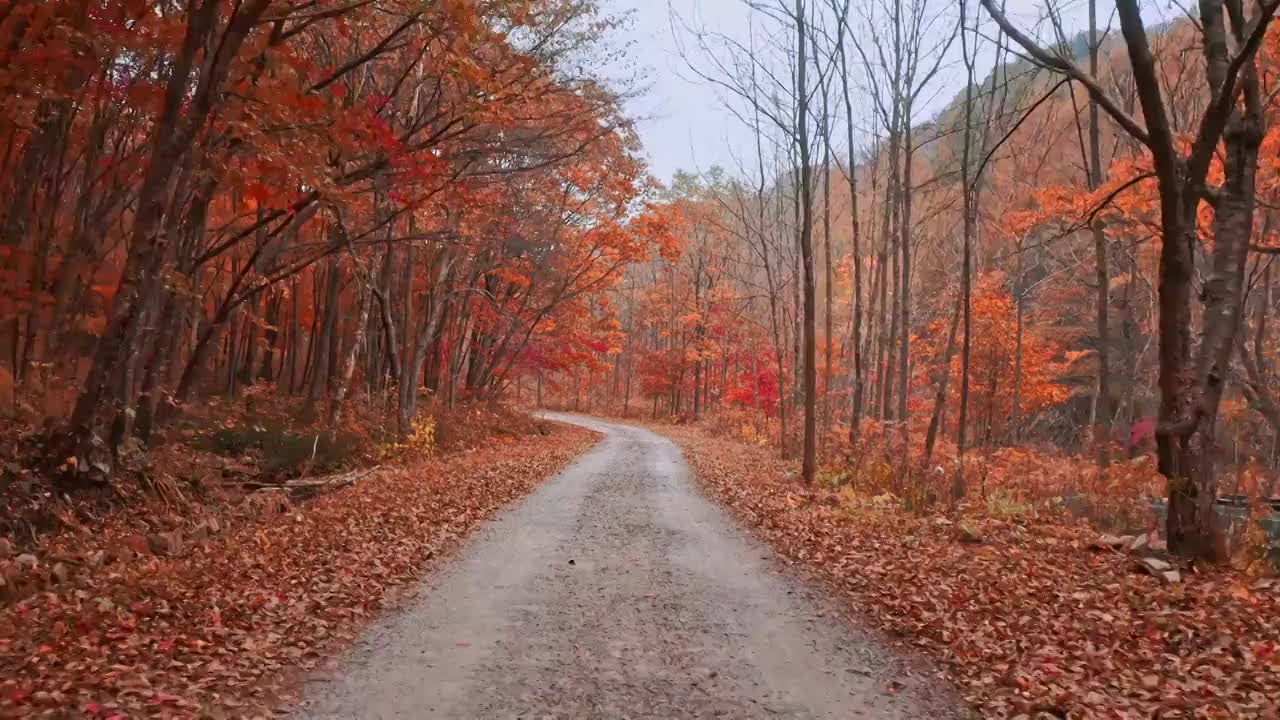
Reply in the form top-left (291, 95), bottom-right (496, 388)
top-left (1060, 493), bottom-right (1280, 557)
top-left (1147, 497), bottom-right (1280, 556)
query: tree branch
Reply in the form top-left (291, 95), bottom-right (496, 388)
top-left (979, 0), bottom-right (1154, 149)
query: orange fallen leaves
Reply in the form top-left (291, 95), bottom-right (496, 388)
top-left (0, 425), bottom-right (597, 718)
top-left (671, 427), bottom-right (1280, 719)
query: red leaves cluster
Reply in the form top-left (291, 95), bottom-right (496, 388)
top-left (672, 428), bottom-right (1280, 719)
top-left (0, 425), bottom-right (597, 718)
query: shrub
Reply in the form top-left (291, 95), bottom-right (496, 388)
top-left (193, 421), bottom-right (365, 477)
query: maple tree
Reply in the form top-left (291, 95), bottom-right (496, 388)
top-left (0, 0), bottom-right (664, 469)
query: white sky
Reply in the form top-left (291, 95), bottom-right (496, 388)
top-left (603, 0), bottom-right (1183, 187)
top-left (605, 0), bottom-right (754, 185)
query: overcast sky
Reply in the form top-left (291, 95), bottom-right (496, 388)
top-left (602, 0), bottom-right (1181, 188)
top-left (603, 0), bottom-right (752, 186)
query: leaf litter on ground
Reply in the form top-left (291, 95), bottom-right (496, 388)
top-left (665, 426), bottom-right (1279, 719)
top-left (0, 423), bottom-right (597, 718)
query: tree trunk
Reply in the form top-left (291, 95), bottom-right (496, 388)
top-left (821, 90), bottom-right (834, 439)
top-left (329, 273), bottom-right (373, 425)
top-left (837, 29), bottom-right (865, 444)
top-left (956, 0), bottom-right (977, 501)
top-left (924, 297), bottom-right (962, 463)
top-left (794, 0), bottom-right (817, 485)
top-left (305, 259), bottom-right (342, 418)
top-left (60, 0), bottom-right (267, 472)
top-left (1163, 123), bottom-right (1260, 558)
top-left (1087, 0), bottom-right (1112, 475)
top-left (897, 116), bottom-right (913, 443)
top-left (398, 253), bottom-right (455, 438)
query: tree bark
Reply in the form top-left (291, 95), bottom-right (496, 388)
top-left (794, 0), bottom-right (818, 485)
top-left (924, 297), bottom-right (962, 463)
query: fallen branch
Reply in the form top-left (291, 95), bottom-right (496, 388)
top-left (242, 465), bottom-right (382, 499)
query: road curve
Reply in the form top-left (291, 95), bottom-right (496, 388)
top-left (295, 414), bottom-right (960, 719)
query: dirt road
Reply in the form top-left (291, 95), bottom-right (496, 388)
top-left (295, 415), bottom-right (959, 718)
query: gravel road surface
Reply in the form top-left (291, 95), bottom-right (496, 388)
top-left (295, 414), bottom-right (960, 719)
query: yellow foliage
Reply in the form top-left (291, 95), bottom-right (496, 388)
top-left (377, 415), bottom-right (437, 461)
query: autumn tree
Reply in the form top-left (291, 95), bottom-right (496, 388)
top-left (0, 0), bottom-right (661, 477)
top-left (985, 0), bottom-right (1280, 558)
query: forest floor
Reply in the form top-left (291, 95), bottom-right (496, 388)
top-left (293, 413), bottom-right (963, 719)
top-left (0, 406), bottom-right (596, 718)
top-left (659, 423), bottom-right (1280, 719)
top-left (4, 408), bottom-right (1277, 719)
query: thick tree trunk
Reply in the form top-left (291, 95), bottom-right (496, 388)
top-left (979, 0), bottom-right (1276, 559)
top-left (60, 0), bottom-right (267, 473)
top-left (1163, 118), bottom-right (1260, 559)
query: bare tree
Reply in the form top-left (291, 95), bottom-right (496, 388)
top-left (794, 0), bottom-right (818, 484)
top-left (956, 0), bottom-right (978, 500)
top-left (828, 0), bottom-right (867, 444)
